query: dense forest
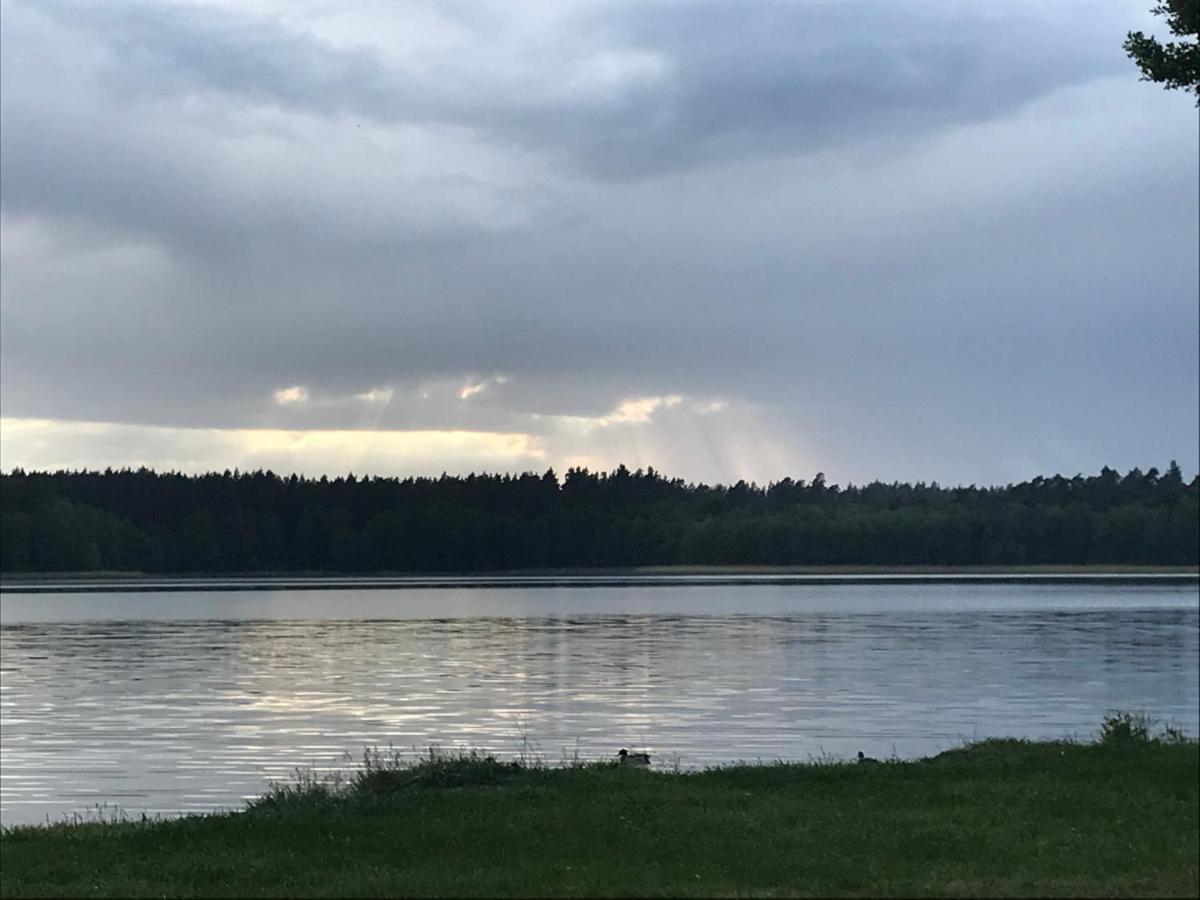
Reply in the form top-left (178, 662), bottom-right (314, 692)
top-left (0, 463), bottom-right (1197, 574)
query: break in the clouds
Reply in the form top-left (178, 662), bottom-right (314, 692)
top-left (1, 0), bottom-right (1197, 485)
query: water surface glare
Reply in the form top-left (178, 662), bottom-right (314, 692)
top-left (1, 581), bottom-right (1197, 826)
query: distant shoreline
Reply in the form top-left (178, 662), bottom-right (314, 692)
top-left (2, 565), bottom-right (1197, 593)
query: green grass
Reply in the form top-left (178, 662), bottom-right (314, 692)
top-left (2, 738), bottom-right (1197, 898)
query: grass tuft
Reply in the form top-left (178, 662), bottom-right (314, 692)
top-left (1100, 710), bottom-right (1192, 746)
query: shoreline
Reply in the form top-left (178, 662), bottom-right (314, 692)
top-left (2, 564), bottom-right (1197, 593)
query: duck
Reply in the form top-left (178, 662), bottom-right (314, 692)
top-left (618, 748), bottom-right (651, 767)
top-left (857, 751), bottom-right (880, 765)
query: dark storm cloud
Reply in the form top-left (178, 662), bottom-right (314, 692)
top-left (0, 0), bottom-right (1137, 254)
top-left (1, 0), bottom-right (1197, 485)
top-left (70, 5), bottom-right (397, 115)
top-left (13, 0), bottom-right (1124, 180)
top-left (552, 1), bottom-right (1127, 176)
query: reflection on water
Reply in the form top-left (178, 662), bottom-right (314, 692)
top-left (1, 583), bottom-right (1197, 825)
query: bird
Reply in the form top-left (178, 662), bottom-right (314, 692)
top-left (857, 751), bottom-right (880, 765)
top-left (618, 748), bottom-right (651, 767)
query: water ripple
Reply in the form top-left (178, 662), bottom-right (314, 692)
top-left (1, 583), bottom-right (1197, 825)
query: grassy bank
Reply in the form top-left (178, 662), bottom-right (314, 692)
top-left (2, 734), bottom-right (1197, 898)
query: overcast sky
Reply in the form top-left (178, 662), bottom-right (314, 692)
top-left (1, 0), bottom-right (1196, 486)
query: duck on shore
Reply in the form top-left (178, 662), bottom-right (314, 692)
top-left (618, 748), bottom-right (651, 767)
top-left (857, 751), bottom-right (880, 764)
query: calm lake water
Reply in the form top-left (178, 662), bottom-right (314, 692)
top-left (1, 578), bottom-right (1197, 826)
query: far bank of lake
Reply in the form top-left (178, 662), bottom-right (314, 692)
top-left (3, 565), bottom-right (1198, 593)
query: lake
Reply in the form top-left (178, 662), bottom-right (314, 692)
top-left (1, 577), bottom-right (1197, 826)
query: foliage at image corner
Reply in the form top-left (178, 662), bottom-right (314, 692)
top-left (1126, 0), bottom-right (1200, 103)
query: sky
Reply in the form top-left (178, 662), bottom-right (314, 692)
top-left (1, 0), bottom-right (1197, 487)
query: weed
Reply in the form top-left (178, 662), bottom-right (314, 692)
top-left (1099, 710), bottom-right (1192, 746)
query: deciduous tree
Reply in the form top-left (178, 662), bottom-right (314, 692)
top-left (1125, 1), bottom-right (1200, 103)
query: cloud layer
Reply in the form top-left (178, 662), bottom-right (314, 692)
top-left (2, 0), bottom-right (1197, 484)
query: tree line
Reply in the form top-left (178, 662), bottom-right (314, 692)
top-left (0, 463), bottom-right (1196, 574)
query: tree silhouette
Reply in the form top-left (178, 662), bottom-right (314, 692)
top-left (0, 464), bottom-right (1196, 573)
top-left (1125, 1), bottom-right (1200, 103)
